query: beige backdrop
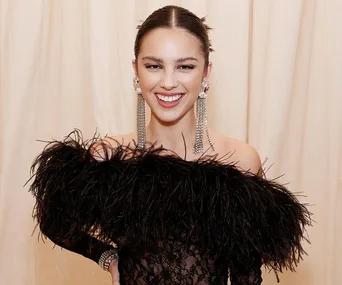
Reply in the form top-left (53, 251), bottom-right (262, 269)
top-left (1, 0), bottom-right (341, 284)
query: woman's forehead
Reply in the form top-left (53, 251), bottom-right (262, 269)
top-left (138, 28), bottom-right (204, 61)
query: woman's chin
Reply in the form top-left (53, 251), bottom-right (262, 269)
top-left (152, 109), bottom-right (185, 125)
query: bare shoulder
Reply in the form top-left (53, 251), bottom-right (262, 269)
top-left (90, 132), bottom-right (137, 161)
top-left (211, 130), bottom-right (262, 175)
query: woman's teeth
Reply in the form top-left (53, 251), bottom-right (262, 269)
top-left (156, 94), bottom-right (182, 102)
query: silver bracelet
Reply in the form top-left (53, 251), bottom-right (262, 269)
top-left (98, 249), bottom-right (119, 271)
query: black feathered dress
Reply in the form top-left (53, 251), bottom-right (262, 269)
top-left (28, 130), bottom-right (311, 285)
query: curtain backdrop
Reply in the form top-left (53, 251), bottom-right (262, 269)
top-left (1, 0), bottom-right (341, 284)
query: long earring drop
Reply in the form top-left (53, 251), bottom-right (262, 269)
top-left (194, 81), bottom-right (215, 154)
top-left (134, 78), bottom-right (146, 150)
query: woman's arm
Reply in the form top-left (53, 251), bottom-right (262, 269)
top-left (38, 212), bottom-right (115, 263)
top-left (29, 131), bottom-right (119, 265)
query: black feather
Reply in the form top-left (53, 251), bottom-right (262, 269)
top-left (28, 129), bottom-right (312, 275)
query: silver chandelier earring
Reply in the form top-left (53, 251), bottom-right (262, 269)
top-left (134, 78), bottom-right (146, 150)
top-left (194, 81), bottom-right (215, 154)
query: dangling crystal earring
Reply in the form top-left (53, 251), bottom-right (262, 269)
top-left (194, 81), bottom-right (215, 154)
top-left (133, 78), bottom-right (146, 150)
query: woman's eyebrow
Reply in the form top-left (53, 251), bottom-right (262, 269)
top-left (141, 56), bottom-right (198, 63)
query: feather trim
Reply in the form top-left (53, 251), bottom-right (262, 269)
top-left (28, 129), bottom-right (312, 273)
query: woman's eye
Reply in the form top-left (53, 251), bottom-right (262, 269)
top-left (145, 64), bottom-right (162, 69)
top-left (178, 65), bottom-right (195, 70)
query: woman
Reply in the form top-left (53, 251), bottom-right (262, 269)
top-left (29, 5), bottom-right (311, 285)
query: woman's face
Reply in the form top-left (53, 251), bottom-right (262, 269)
top-left (133, 27), bottom-right (211, 124)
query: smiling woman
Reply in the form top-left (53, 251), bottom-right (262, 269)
top-left (28, 5), bottom-right (311, 285)
top-left (133, 27), bottom-right (211, 127)
top-left (140, 54), bottom-right (198, 109)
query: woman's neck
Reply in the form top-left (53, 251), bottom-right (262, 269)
top-left (146, 110), bottom-right (197, 155)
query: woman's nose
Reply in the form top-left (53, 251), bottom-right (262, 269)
top-left (160, 69), bottom-right (178, 90)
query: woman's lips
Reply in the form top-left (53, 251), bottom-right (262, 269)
top-left (155, 93), bottom-right (185, 108)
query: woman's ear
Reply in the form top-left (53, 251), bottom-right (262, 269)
top-left (203, 62), bottom-right (212, 82)
top-left (132, 59), bottom-right (138, 78)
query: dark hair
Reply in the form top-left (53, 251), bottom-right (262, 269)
top-left (134, 5), bottom-right (213, 66)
